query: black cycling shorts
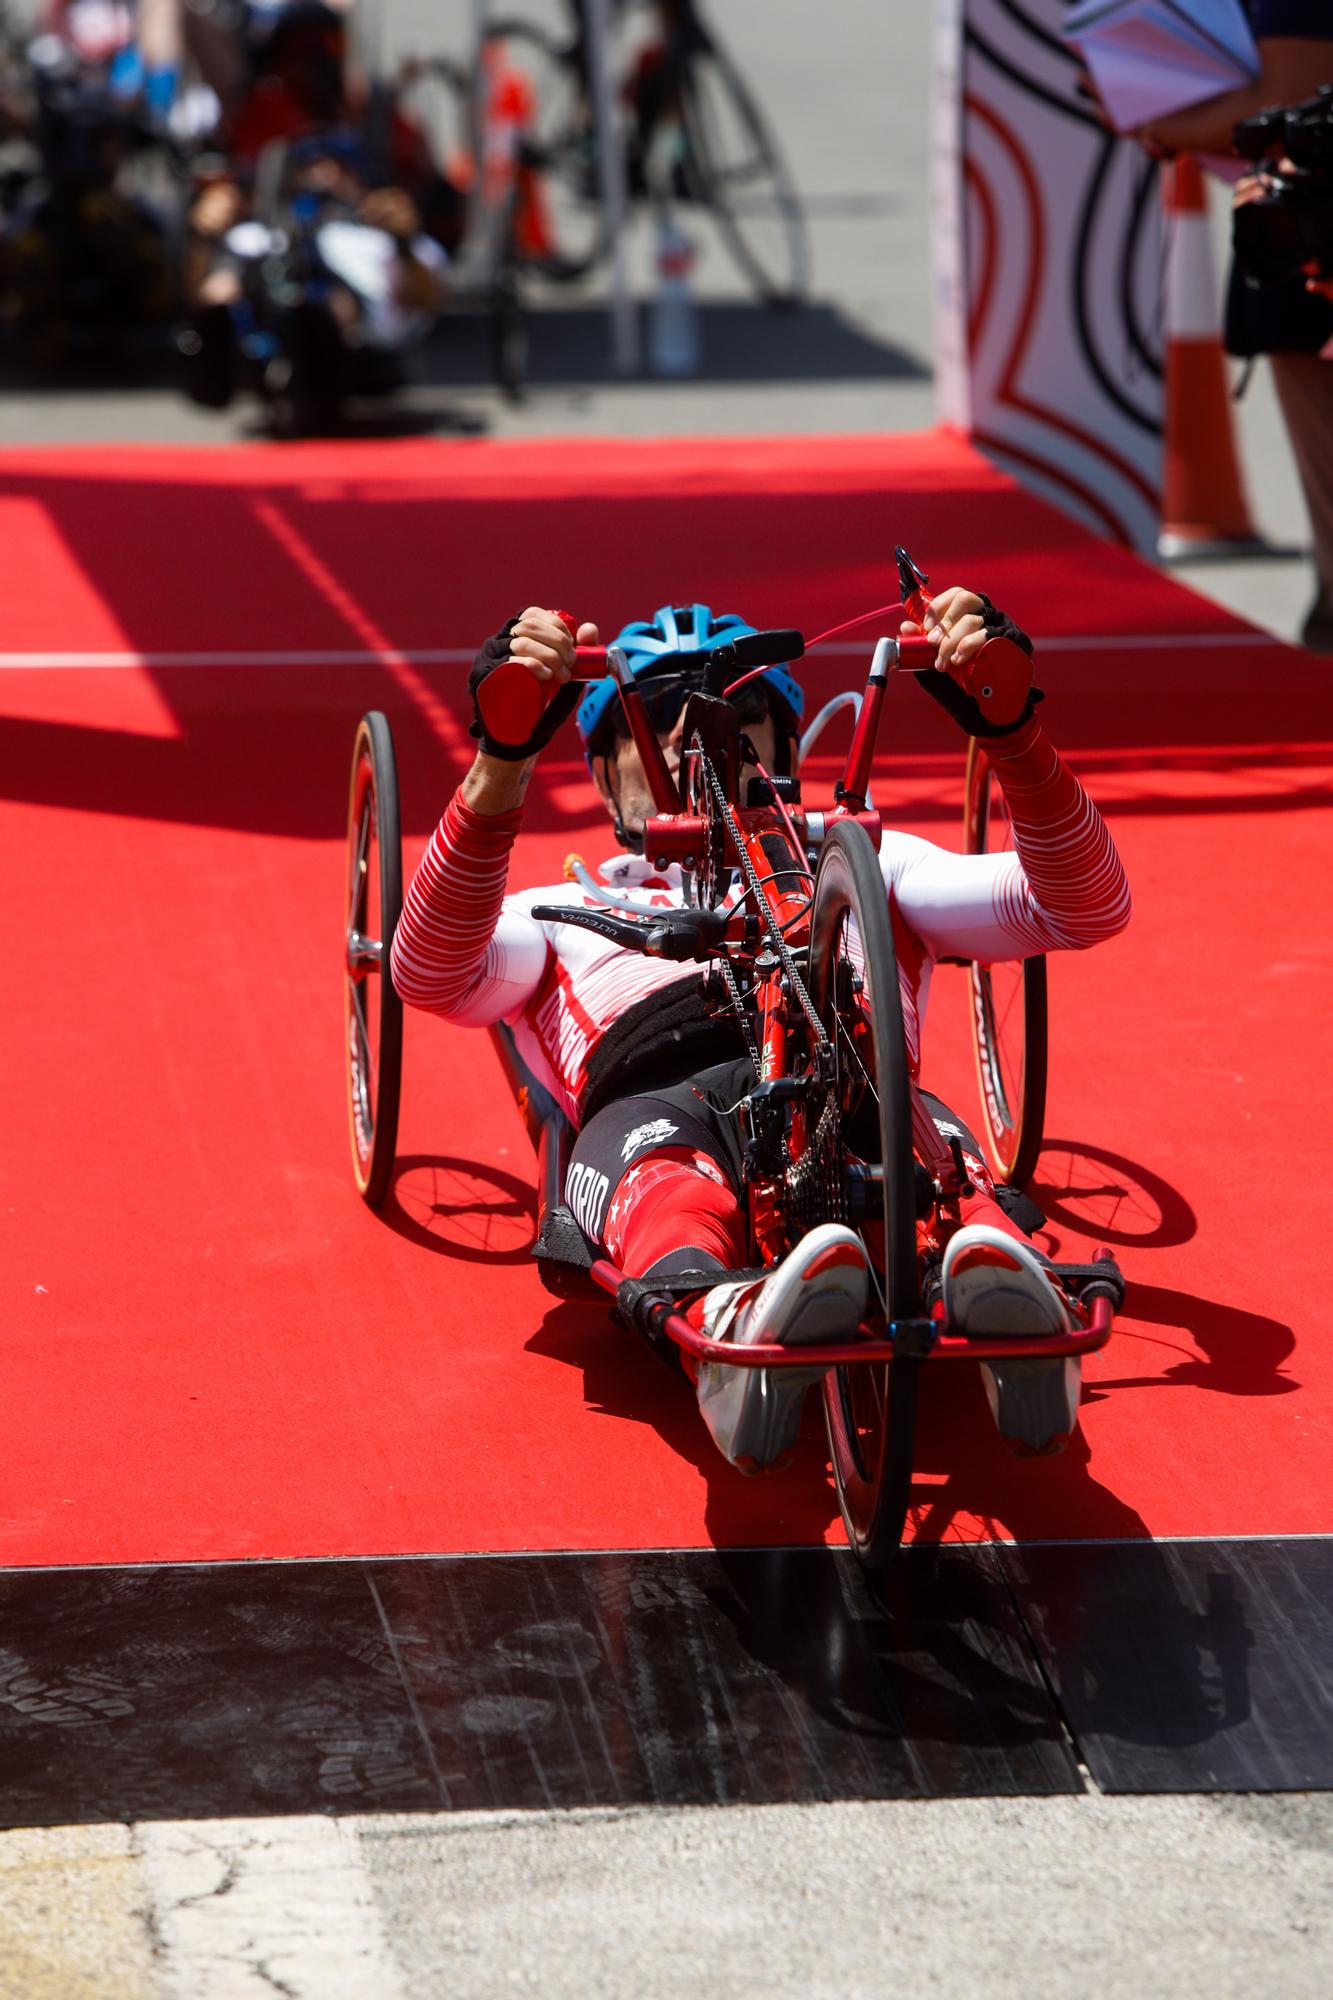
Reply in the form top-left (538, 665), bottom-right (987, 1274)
top-left (563, 1066), bottom-right (1037, 1254)
top-left (564, 1056), bottom-right (752, 1251)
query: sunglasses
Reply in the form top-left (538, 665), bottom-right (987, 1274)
top-left (610, 676), bottom-right (773, 740)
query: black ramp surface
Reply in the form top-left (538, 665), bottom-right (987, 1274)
top-left (0, 1563), bottom-right (441, 1825)
top-left (369, 1545), bottom-right (1080, 1807)
top-left (4, 1540), bottom-right (1330, 1825)
top-left (0, 1547), bottom-right (1076, 1826)
top-left (1003, 1537), bottom-right (1333, 1792)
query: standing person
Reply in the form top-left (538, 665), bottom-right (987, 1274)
top-left (1123, 7), bottom-right (1333, 651)
top-left (391, 594), bottom-right (1130, 1470)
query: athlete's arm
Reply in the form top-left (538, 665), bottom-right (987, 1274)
top-left (888, 586), bottom-right (1130, 962)
top-left (389, 792), bottom-right (549, 1025)
top-left (390, 607), bottom-right (597, 1024)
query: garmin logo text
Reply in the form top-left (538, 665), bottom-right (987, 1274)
top-left (566, 1163), bottom-right (610, 1243)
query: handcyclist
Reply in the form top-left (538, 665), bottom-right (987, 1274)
top-left (391, 595), bottom-right (1130, 1471)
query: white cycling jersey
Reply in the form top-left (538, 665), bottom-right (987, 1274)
top-left (390, 716), bottom-right (1130, 1126)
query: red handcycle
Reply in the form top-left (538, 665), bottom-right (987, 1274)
top-left (343, 551), bottom-right (1122, 1570)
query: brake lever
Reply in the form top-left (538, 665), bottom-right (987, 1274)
top-left (531, 904), bottom-right (732, 962)
top-left (895, 545), bottom-right (930, 604)
top-left (640, 908), bottom-right (732, 961)
top-left (531, 905), bottom-right (657, 952)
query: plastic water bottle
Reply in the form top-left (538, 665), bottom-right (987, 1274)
top-left (649, 216), bottom-right (700, 378)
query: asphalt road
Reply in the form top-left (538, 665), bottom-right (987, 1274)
top-left (0, 4), bottom-right (1327, 1994)
top-left (3, 1794), bottom-right (1331, 1998)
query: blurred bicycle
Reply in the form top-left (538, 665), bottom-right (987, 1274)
top-left (401, 0), bottom-right (810, 308)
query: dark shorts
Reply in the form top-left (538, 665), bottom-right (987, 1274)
top-left (564, 1057), bottom-right (752, 1251)
top-left (564, 1065), bottom-right (1038, 1255)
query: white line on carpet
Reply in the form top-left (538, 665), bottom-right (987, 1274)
top-left (0, 632), bottom-right (1282, 669)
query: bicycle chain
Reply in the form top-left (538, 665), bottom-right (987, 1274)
top-left (687, 731), bottom-right (731, 914)
top-left (693, 748), bottom-right (846, 1238)
top-left (714, 953), bottom-right (762, 1080)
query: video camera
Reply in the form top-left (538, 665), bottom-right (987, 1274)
top-left (1231, 83), bottom-right (1333, 286)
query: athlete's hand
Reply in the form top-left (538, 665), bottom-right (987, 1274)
top-left (505, 606), bottom-right (600, 688)
top-left (900, 587), bottom-right (1041, 737)
top-left (468, 607), bottom-right (601, 762)
top-left (901, 586), bottom-right (994, 675)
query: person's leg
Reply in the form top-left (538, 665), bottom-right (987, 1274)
top-left (565, 1068), bottom-right (867, 1471)
top-left (921, 1090), bottom-right (1083, 1456)
top-left (918, 1092), bottom-right (1032, 1244)
top-left (1271, 351), bottom-right (1333, 651)
top-left (604, 1146), bottom-right (747, 1278)
top-left (565, 1075), bottom-right (749, 1284)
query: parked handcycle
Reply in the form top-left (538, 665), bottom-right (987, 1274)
top-left (342, 550), bottom-right (1122, 1570)
top-left (395, 0), bottom-right (809, 371)
top-left (471, 0), bottom-right (810, 302)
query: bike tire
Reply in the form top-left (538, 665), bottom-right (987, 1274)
top-left (479, 20), bottom-right (606, 281)
top-left (678, 37), bottom-right (809, 305)
top-left (962, 738), bottom-right (1048, 1188)
top-left (806, 818), bottom-right (919, 1571)
top-left (344, 711), bottom-right (404, 1208)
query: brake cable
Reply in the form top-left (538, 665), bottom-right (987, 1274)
top-left (721, 598), bottom-right (907, 701)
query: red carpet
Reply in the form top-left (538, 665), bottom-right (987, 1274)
top-left (3, 430), bottom-right (1329, 1564)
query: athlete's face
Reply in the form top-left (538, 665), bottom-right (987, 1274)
top-left (591, 709), bottom-right (786, 845)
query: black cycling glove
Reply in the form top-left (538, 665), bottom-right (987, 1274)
top-left (468, 615), bottom-right (583, 761)
top-left (914, 594), bottom-right (1045, 739)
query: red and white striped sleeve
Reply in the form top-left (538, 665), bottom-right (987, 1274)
top-left (986, 715), bottom-right (1131, 952)
top-left (389, 792), bottom-right (550, 1027)
top-left (881, 718), bottom-right (1130, 965)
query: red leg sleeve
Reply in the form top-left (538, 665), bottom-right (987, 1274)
top-left (605, 1148), bottom-right (748, 1278)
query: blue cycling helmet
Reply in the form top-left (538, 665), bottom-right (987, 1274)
top-left (576, 603), bottom-right (805, 764)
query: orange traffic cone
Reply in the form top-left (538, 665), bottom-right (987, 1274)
top-left (1159, 155), bottom-right (1264, 560)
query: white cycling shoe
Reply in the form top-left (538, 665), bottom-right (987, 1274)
top-left (695, 1223), bottom-right (869, 1474)
top-left (942, 1223), bottom-right (1084, 1457)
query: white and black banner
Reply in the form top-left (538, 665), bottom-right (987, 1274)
top-left (933, 0), bottom-right (1164, 552)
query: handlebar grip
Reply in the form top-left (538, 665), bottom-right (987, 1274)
top-left (474, 659), bottom-right (552, 745)
top-left (893, 630), bottom-right (1032, 723)
top-left (473, 639), bottom-right (609, 746)
top-left (967, 635), bottom-right (1033, 724)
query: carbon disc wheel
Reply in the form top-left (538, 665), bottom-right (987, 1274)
top-left (962, 738), bottom-right (1048, 1187)
top-left (805, 819), bottom-right (919, 1571)
top-left (344, 712), bottom-right (404, 1207)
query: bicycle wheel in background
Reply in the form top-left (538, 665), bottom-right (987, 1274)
top-left (345, 712), bottom-right (404, 1207)
top-left (802, 819), bottom-right (919, 1571)
top-left (481, 22), bottom-right (606, 280)
top-left (678, 33), bottom-right (809, 304)
top-left (962, 737), bottom-right (1048, 1188)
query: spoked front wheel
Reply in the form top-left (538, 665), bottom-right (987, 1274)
top-left (804, 818), bottom-right (920, 1571)
top-left (345, 712), bottom-right (404, 1207)
top-left (962, 739), bottom-right (1048, 1187)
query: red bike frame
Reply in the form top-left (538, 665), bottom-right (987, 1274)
top-left (483, 633), bottom-right (1117, 1371)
